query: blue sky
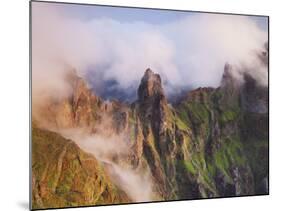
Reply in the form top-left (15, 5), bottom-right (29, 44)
top-left (41, 2), bottom-right (268, 30)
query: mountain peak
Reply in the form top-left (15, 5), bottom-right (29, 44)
top-left (137, 68), bottom-right (164, 102)
top-left (144, 67), bottom-right (153, 75)
top-left (220, 63), bottom-right (238, 88)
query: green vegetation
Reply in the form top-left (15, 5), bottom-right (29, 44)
top-left (128, 111), bottom-right (138, 141)
top-left (177, 101), bottom-right (210, 126)
top-left (214, 136), bottom-right (246, 182)
top-left (177, 101), bottom-right (210, 136)
top-left (184, 160), bottom-right (196, 175)
top-left (170, 87), bottom-right (265, 198)
top-left (172, 111), bottom-right (189, 131)
top-left (185, 102), bottom-right (210, 123)
top-left (179, 136), bottom-right (248, 197)
top-left (219, 109), bottom-right (239, 125)
top-left (182, 152), bottom-right (217, 196)
top-left (32, 127), bottom-right (130, 209)
top-left (243, 136), bottom-right (268, 193)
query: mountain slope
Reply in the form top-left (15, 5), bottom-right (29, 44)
top-left (127, 65), bottom-right (268, 199)
top-left (32, 126), bottom-right (130, 209)
top-left (32, 51), bottom-right (268, 208)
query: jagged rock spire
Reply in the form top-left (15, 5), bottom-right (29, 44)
top-left (137, 68), bottom-right (165, 102)
top-left (221, 63), bottom-right (236, 88)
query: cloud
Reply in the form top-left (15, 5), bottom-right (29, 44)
top-left (32, 3), bottom-right (268, 102)
top-left (59, 126), bottom-right (154, 202)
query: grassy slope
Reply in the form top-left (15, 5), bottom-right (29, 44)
top-left (32, 127), bottom-right (130, 209)
top-left (173, 87), bottom-right (265, 197)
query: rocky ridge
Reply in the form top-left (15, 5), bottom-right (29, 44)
top-left (32, 49), bottom-right (268, 208)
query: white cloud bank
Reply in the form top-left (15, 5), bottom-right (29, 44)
top-left (32, 3), bottom-right (268, 101)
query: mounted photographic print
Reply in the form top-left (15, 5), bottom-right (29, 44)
top-left (30, 0), bottom-right (269, 210)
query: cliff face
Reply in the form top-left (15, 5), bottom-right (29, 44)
top-left (134, 69), bottom-right (182, 199)
top-left (175, 62), bottom-right (268, 197)
top-left (32, 55), bottom-right (268, 208)
top-left (32, 70), bottom-right (103, 131)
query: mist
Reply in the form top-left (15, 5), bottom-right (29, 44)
top-left (32, 3), bottom-right (268, 101)
top-left (56, 111), bottom-right (154, 202)
top-left (59, 127), bottom-right (154, 202)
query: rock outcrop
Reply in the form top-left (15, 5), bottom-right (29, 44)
top-left (32, 70), bottom-right (103, 131)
